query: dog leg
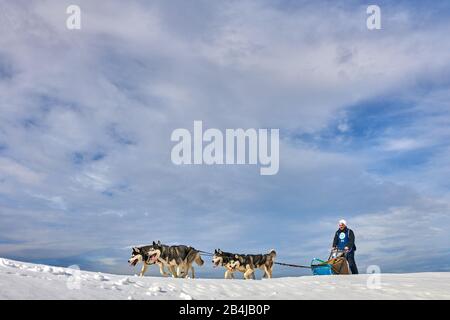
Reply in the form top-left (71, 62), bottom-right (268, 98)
top-left (169, 265), bottom-right (177, 278)
top-left (184, 264), bottom-right (192, 278)
top-left (244, 269), bottom-right (253, 280)
top-left (261, 266), bottom-right (268, 278)
top-left (179, 264), bottom-right (190, 278)
top-left (263, 265), bottom-right (271, 279)
top-left (180, 265), bottom-right (188, 278)
top-left (139, 263), bottom-right (148, 277)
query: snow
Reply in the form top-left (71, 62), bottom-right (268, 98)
top-left (1, 257), bottom-right (449, 300)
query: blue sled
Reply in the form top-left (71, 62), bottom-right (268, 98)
top-left (311, 258), bottom-right (333, 275)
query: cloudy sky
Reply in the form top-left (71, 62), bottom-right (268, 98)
top-left (0, 0), bottom-right (449, 277)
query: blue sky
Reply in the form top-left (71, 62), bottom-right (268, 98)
top-left (0, 0), bottom-right (450, 277)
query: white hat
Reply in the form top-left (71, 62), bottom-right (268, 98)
top-left (339, 219), bottom-right (347, 226)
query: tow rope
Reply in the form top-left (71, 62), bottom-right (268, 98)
top-left (274, 262), bottom-right (311, 269)
top-left (197, 250), bottom-right (214, 256)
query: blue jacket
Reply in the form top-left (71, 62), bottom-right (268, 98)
top-left (332, 227), bottom-right (356, 251)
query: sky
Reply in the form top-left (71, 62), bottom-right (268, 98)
top-left (0, 0), bottom-right (450, 278)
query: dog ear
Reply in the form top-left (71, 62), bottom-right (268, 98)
top-left (152, 241), bottom-right (156, 246)
top-left (157, 240), bottom-right (161, 245)
top-left (214, 249), bottom-right (217, 254)
top-left (133, 247), bottom-right (140, 253)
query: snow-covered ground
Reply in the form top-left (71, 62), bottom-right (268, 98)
top-left (1, 257), bottom-right (449, 300)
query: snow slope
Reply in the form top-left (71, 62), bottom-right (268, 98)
top-left (1, 258), bottom-right (449, 300)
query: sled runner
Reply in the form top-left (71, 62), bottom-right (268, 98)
top-left (311, 249), bottom-right (350, 275)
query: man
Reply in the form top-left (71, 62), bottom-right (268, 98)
top-left (332, 219), bottom-right (358, 274)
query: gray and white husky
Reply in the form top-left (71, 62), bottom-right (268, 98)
top-left (212, 248), bottom-right (276, 279)
top-left (128, 241), bottom-right (204, 278)
top-left (128, 241), bottom-right (171, 277)
top-left (146, 241), bottom-right (204, 278)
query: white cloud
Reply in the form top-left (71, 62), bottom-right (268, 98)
top-left (382, 138), bottom-right (426, 152)
top-left (31, 194), bottom-right (68, 211)
top-left (96, 257), bottom-right (119, 266)
top-left (0, 157), bottom-right (42, 185)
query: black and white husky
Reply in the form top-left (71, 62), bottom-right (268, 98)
top-left (212, 249), bottom-right (276, 279)
top-left (146, 241), bottom-right (204, 278)
top-left (128, 242), bottom-right (170, 277)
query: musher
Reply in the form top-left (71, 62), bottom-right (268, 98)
top-left (332, 219), bottom-right (358, 274)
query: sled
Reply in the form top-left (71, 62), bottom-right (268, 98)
top-left (311, 258), bottom-right (334, 275)
top-left (311, 250), bottom-right (351, 275)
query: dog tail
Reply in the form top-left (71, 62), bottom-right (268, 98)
top-left (269, 249), bottom-right (277, 258)
top-left (195, 252), bottom-right (205, 266)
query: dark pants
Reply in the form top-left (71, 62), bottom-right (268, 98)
top-left (345, 251), bottom-right (359, 274)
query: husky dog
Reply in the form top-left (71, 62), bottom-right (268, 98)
top-left (232, 250), bottom-right (277, 279)
top-left (147, 241), bottom-right (204, 278)
top-left (128, 242), bottom-right (174, 277)
top-left (213, 249), bottom-right (276, 280)
top-left (212, 249), bottom-right (244, 279)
